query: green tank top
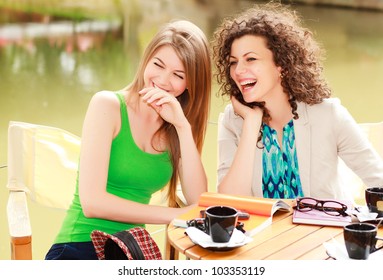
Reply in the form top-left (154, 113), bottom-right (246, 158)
top-left (54, 92), bottom-right (173, 243)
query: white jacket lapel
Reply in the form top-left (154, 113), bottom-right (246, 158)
top-left (294, 102), bottom-right (311, 197)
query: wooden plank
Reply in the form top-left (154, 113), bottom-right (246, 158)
top-left (234, 223), bottom-right (322, 259)
top-left (167, 226), bottom-right (186, 242)
top-left (10, 236), bottom-right (32, 260)
top-left (165, 236), bottom-right (179, 260)
top-left (201, 213), bottom-right (296, 260)
top-left (297, 244), bottom-right (333, 260)
top-left (184, 245), bottom-right (211, 260)
top-left (297, 230), bottom-right (344, 260)
top-left (265, 226), bottom-right (343, 260)
top-left (170, 234), bottom-right (195, 254)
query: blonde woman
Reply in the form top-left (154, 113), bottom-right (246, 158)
top-left (45, 20), bottom-right (211, 259)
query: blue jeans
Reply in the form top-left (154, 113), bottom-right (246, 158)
top-left (45, 242), bottom-right (98, 260)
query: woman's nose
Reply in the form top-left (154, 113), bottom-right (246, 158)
top-left (157, 71), bottom-right (171, 87)
top-left (234, 61), bottom-right (247, 75)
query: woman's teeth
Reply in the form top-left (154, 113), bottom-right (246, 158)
top-left (241, 81), bottom-right (256, 90)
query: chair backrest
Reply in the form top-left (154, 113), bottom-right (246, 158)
top-left (6, 121), bottom-right (174, 259)
top-left (359, 122), bottom-right (383, 158)
top-left (7, 121), bottom-right (80, 209)
top-left (339, 121), bottom-right (383, 204)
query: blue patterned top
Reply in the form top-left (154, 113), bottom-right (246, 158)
top-left (262, 120), bottom-right (304, 199)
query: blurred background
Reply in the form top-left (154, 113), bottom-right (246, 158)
top-left (1, 0), bottom-right (382, 260)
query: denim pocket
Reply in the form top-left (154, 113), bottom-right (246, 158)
top-left (45, 242), bottom-right (98, 260)
top-left (45, 244), bottom-right (68, 260)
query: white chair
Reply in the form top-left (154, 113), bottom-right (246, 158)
top-left (5, 121), bottom-right (179, 259)
top-left (6, 121), bottom-right (80, 259)
top-left (339, 122), bottom-right (383, 205)
top-left (359, 122), bottom-right (383, 157)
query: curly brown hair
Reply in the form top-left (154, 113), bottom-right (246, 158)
top-left (212, 2), bottom-right (331, 121)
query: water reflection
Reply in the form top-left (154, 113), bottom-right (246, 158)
top-left (299, 6), bottom-right (383, 121)
top-left (0, 0), bottom-right (382, 260)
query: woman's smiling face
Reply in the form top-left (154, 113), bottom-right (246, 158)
top-left (229, 34), bottom-right (283, 103)
top-left (144, 45), bottom-right (187, 97)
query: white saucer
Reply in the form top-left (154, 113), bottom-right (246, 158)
top-left (323, 239), bottom-right (383, 260)
top-left (185, 227), bottom-right (253, 251)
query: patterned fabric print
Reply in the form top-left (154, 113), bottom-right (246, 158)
top-left (91, 230), bottom-right (133, 260)
top-left (262, 120), bottom-right (304, 199)
top-left (91, 227), bottom-right (162, 260)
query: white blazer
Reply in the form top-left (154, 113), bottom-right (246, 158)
top-left (217, 98), bottom-right (383, 199)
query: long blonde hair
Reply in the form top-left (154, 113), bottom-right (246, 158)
top-left (126, 20), bottom-right (211, 207)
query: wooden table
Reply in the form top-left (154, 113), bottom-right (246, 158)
top-left (166, 210), bottom-right (383, 260)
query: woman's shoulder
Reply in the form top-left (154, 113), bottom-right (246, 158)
top-left (84, 91), bottom-right (125, 124)
top-left (304, 97), bottom-right (341, 108)
top-left (88, 90), bottom-right (122, 110)
top-left (91, 90), bottom-right (121, 103)
top-left (222, 103), bottom-right (244, 118)
top-left (319, 97), bottom-right (342, 106)
top-left (302, 97), bottom-right (346, 114)
top-left (221, 104), bottom-right (239, 120)
top-left (220, 103), bottom-right (243, 130)
top-left (301, 97), bottom-right (352, 124)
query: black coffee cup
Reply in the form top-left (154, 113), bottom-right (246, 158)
top-left (343, 223), bottom-right (383, 260)
top-left (365, 187), bottom-right (383, 218)
top-left (204, 205), bottom-right (238, 243)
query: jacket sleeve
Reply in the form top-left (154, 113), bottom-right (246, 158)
top-left (217, 104), bottom-right (243, 188)
top-left (334, 101), bottom-right (383, 187)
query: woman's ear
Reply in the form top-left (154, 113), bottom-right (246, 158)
top-left (277, 66), bottom-right (283, 76)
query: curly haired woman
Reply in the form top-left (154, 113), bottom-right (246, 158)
top-left (212, 2), bottom-right (383, 199)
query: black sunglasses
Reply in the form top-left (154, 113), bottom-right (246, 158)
top-left (294, 197), bottom-right (349, 217)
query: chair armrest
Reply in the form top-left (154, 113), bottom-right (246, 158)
top-left (7, 191), bottom-right (32, 260)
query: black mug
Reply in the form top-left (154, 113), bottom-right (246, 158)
top-left (203, 205), bottom-right (239, 243)
top-left (343, 223), bottom-right (383, 260)
top-left (365, 187), bottom-right (383, 218)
